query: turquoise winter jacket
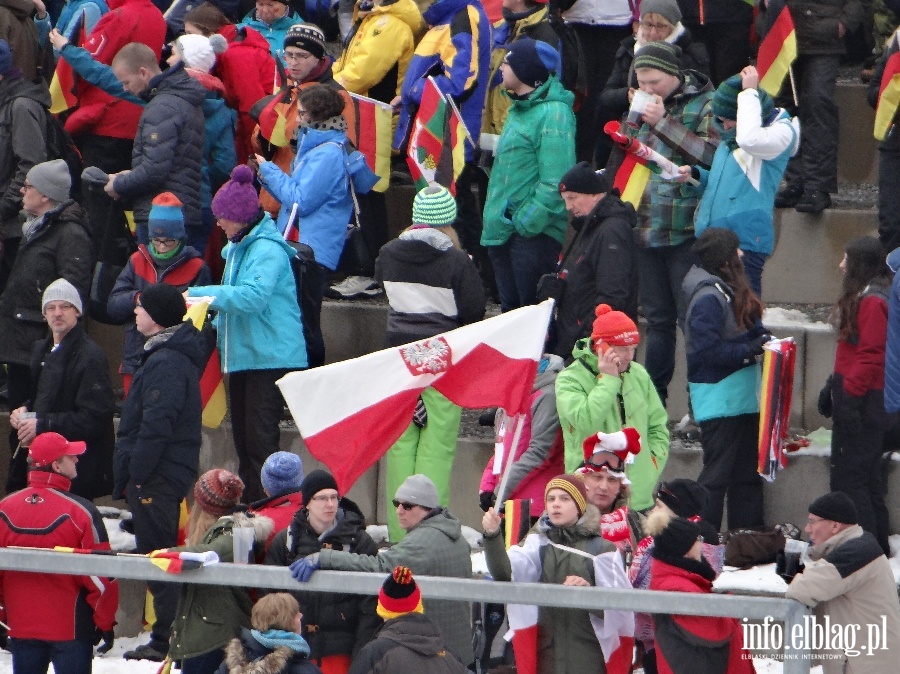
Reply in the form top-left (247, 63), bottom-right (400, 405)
top-left (690, 89), bottom-right (799, 255)
top-left (188, 213), bottom-right (307, 373)
top-left (259, 127), bottom-right (353, 271)
top-left (481, 76), bottom-right (576, 247)
top-left (238, 9), bottom-right (304, 59)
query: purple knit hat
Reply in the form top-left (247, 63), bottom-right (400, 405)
top-left (211, 165), bottom-right (260, 224)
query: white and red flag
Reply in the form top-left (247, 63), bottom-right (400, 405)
top-left (276, 301), bottom-right (554, 493)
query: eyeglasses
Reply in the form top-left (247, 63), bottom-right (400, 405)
top-left (283, 50), bottom-right (313, 62)
top-left (310, 494), bottom-right (339, 503)
top-left (392, 500), bottom-right (418, 511)
top-left (640, 21), bottom-right (671, 31)
top-left (151, 237), bottom-right (178, 247)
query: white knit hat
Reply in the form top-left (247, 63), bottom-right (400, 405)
top-left (42, 278), bottom-right (83, 314)
top-left (175, 33), bottom-right (227, 74)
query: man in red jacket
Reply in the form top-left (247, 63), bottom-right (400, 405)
top-left (0, 431), bottom-right (118, 674)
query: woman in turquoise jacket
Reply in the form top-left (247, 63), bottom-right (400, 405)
top-left (239, 0), bottom-right (304, 59)
top-left (678, 66), bottom-right (799, 296)
top-left (188, 165), bottom-right (306, 503)
top-left (256, 84), bottom-right (355, 367)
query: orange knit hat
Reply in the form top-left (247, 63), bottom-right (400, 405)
top-left (590, 304), bottom-right (639, 346)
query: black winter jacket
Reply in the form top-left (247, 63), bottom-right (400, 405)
top-left (218, 629), bottom-right (322, 674)
top-left (758, 0), bottom-right (865, 55)
top-left (114, 321), bottom-right (206, 499)
top-left (550, 193), bottom-right (638, 360)
top-left (0, 200), bottom-right (92, 366)
top-left (27, 323), bottom-right (116, 499)
top-left (265, 498), bottom-right (382, 661)
top-left (114, 63), bottom-right (206, 231)
top-left (600, 29), bottom-right (710, 121)
top-left (676, 0), bottom-right (752, 25)
top-left (347, 613), bottom-right (469, 674)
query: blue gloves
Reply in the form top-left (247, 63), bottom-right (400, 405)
top-left (290, 552), bottom-right (320, 582)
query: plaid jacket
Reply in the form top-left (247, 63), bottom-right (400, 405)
top-left (634, 71), bottom-right (718, 248)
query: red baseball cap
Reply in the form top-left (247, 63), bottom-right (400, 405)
top-left (29, 432), bottom-right (86, 468)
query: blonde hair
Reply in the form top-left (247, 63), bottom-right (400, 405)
top-left (252, 593), bottom-right (300, 631)
top-left (185, 506), bottom-right (219, 546)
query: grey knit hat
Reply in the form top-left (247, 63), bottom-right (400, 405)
top-left (261, 451), bottom-right (304, 497)
top-left (411, 184), bottom-right (457, 227)
top-left (394, 474), bottom-right (439, 509)
top-left (27, 159), bottom-right (71, 204)
top-left (640, 0), bottom-right (681, 25)
top-left (42, 278), bottom-right (83, 314)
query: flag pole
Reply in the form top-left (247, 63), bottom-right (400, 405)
top-left (495, 413), bottom-right (525, 507)
top-left (788, 66), bottom-right (799, 108)
top-left (444, 93), bottom-right (474, 148)
top-left (283, 203), bottom-right (298, 241)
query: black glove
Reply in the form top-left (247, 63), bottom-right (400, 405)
top-left (817, 375), bottom-right (834, 418)
top-left (94, 628), bottom-right (115, 654)
top-left (775, 549), bottom-right (805, 584)
top-left (479, 491), bottom-right (497, 512)
top-left (748, 333), bottom-right (772, 357)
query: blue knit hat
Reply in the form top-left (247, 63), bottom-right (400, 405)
top-left (0, 40), bottom-right (12, 77)
top-left (148, 192), bottom-right (186, 240)
top-left (504, 37), bottom-right (560, 88)
top-left (261, 451), bottom-right (304, 497)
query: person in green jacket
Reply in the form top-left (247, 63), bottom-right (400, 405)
top-left (166, 469), bottom-right (274, 674)
top-left (481, 36), bottom-right (576, 312)
top-left (556, 304), bottom-right (670, 512)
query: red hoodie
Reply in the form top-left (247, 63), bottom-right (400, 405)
top-left (65, 0), bottom-right (167, 139)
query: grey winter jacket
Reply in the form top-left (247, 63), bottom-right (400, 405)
top-left (114, 63), bottom-right (205, 235)
top-left (347, 613), bottom-right (469, 674)
top-left (317, 508), bottom-right (474, 666)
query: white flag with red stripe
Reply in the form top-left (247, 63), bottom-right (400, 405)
top-left (277, 300), bottom-right (554, 493)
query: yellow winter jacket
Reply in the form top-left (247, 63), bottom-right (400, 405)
top-left (333, 0), bottom-right (425, 100)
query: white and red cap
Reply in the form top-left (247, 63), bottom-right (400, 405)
top-left (578, 428), bottom-right (642, 480)
top-left (29, 432), bottom-right (86, 468)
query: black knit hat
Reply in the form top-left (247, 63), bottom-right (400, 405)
top-left (301, 469), bottom-right (338, 505)
top-left (809, 492), bottom-right (858, 525)
top-left (693, 227), bottom-right (740, 273)
top-left (140, 283), bottom-right (186, 329)
top-left (633, 42), bottom-right (682, 77)
top-left (657, 479), bottom-right (709, 519)
top-left (651, 516), bottom-right (702, 560)
top-left (504, 37), bottom-right (559, 88)
top-left (559, 161), bottom-right (610, 195)
top-left (283, 23), bottom-right (326, 60)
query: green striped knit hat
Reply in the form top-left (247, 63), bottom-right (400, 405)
top-left (412, 184), bottom-right (457, 227)
top-left (712, 74), bottom-right (775, 122)
top-left (633, 42), bottom-right (682, 76)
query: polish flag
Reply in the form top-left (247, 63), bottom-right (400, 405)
top-left (277, 301), bottom-right (553, 493)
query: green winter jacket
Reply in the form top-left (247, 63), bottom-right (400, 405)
top-left (555, 339), bottom-right (670, 511)
top-left (168, 512), bottom-right (274, 660)
top-left (481, 76), bottom-right (576, 247)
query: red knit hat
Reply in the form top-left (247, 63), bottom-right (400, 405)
top-left (377, 566), bottom-right (423, 619)
top-left (193, 469), bottom-right (244, 516)
top-left (591, 304), bottom-right (639, 346)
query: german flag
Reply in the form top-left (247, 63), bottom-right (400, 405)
top-left (148, 550), bottom-right (206, 574)
top-left (503, 499), bottom-right (531, 550)
top-left (613, 153), bottom-right (652, 207)
top-left (49, 12), bottom-right (87, 114)
top-left (185, 300), bottom-right (227, 428)
top-left (875, 36), bottom-right (900, 141)
top-left (757, 6), bottom-right (797, 97)
top-left (349, 93), bottom-right (393, 193)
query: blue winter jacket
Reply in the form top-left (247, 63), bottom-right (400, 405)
top-left (884, 248), bottom-right (900, 413)
top-left (683, 265), bottom-right (767, 421)
top-left (188, 213), bottom-right (308, 373)
top-left (690, 90), bottom-right (799, 255)
top-left (394, 0), bottom-right (491, 161)
top-left (258, 127), bottom-right (353, 271)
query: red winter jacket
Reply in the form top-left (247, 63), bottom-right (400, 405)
top-left (650, 556), bottom-right (754, 674)
top-left (834, 293), bottom-right (888, 397)
top-left (216, 24), bottom-right (277, 163)
top-left (248, 490), bottom-right (303, 558)
top-left (0, 471), bottom-right (119, 641)
top-left (65, 0), bottom-right (166, 139)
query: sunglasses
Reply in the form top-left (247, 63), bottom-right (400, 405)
top-left (392, 500), bottom-right (418, 511)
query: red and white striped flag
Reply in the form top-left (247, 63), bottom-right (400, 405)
top-left (277, 301), bottom-right (554, 493)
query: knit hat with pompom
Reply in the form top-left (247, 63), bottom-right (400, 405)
top-left (175, 33), bottom-right (227, 74)
top-left (590, 304), bottom-right (640, 346)
top-left (211, 165), bottom-right (260, 224)
top-left (148, 192), bottom-right (185, 240)
top-left (193, 469), bottom-right (245, 516)
top-left (377, 566), bottom-right (424, 620)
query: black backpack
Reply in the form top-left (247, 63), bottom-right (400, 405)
top-left (44, 110), bottom-right (84, 202)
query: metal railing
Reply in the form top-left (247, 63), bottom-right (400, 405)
top-left (0, 548), bottom-right (812, 673)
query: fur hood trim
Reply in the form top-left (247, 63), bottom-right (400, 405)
top-left (223, 638), bottom-right (292, 674)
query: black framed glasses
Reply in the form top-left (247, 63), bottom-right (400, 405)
top-left (392, 500), bottom-right (417, 511)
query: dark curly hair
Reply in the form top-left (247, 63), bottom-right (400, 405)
top-left (830, 236), bottom-right (891, 342)
top-left (298, 85), bottom-right (345, 123)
